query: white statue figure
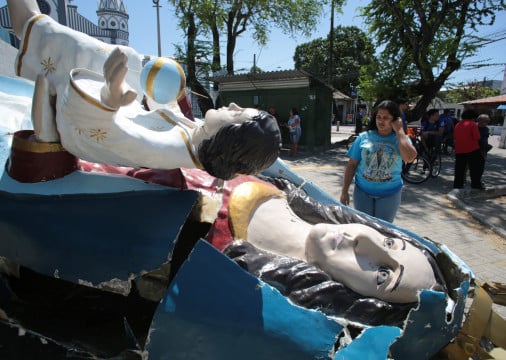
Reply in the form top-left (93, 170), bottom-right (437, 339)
top-left (6, 0), bottom-right (280, 180)
top-left (227, 181), bottom-right (441, 303)
top-left (6, 0), bottom-right (438, 305)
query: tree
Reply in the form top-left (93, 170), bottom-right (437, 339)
top-left (439, 81), bottom-right (500, 103)
top-left (218, 0), bottom-right (324, 75)
top-left (293, 26), bottom-right (375, 94)
top-left (169, 0), bottom-right (218, 114)
top-left (360, 0), bottom-right (506, 121)
top-left (169, 0), bottom-right (325, 113)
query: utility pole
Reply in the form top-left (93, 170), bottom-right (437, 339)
top-left (328, 0), bottom-right (334, 85)
top-left (152, 0), bottom-right (162, 57)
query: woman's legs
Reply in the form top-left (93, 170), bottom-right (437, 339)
top-left (352, 186), bottom-right (374, 217)
top-left (289, 133), bottom-right (299, 156)
top-left (353, 186), bottom-right (401, 222)
top-left (292, 128), bottom-right (301, 156)
top-left (374, 191), bottom-right (402, 222)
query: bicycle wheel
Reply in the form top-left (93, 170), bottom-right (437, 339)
top-left (430, 152), bottom-right (442, 177)
top-left (402, 156), bottom-right (431, 184)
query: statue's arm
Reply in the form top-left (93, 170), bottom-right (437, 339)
top-left (6, 0), bottom-right (41, 38)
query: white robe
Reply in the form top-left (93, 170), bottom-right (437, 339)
top-left (16, 14), bottom-right (143, 99)
top-left (59, 69), bottom-right (202, 169)
top-left (16, 14), bottom-right (203, 170)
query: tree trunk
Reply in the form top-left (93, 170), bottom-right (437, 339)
top-left (226, 12), bottom-right (236, 75)
top-left (185, 12), bottom-right (213, 115)
top-left (211, 23), bottom-right (221, 91)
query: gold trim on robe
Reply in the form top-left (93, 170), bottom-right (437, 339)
top-left (157, 111), bottom-right (203, 169)
top-left (229, 182), bottom-right (285, 240)
top-left (16, 14), bottom-right (47, 77)
top-left (69, 69), bottom-right (117, 112)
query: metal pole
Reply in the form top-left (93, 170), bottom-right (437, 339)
top-left (328, 0), bottom-right (334, 85)
top-left (152, 0), bottom-right (162, 57)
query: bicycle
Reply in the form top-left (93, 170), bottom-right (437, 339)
top-left (402, 129), bottom-right (443, 184)
top-left (402, 132), bottom-right (432, 184)
top-left (427, 145), bottom-right (442, 178)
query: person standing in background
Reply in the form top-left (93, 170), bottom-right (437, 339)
top-left (440, 109), bottom-right (454, 138)
top-left (340, 100), bottom-right (417, 222)
top-left (476, 114), bottom-right (492, 184)
top-left (439, 109), bottom-right (454, 154)
top-left (420, 109), bottom-right (444, 153)
top-left (453, 109), bottom-right (483, 189)
top-left (398, 98), bottom-right (409, 133)
top-left (355, 108), bottom-right (365, 134)
top-left (268, 105), bottom-right (290, 147)
top-left (286, 108), bottom-right (301, 156)
top-left (267, 106), bottom-right (281, 124)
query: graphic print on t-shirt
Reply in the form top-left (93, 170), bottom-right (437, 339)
top-left (362, 144), bottom-right (396, 182)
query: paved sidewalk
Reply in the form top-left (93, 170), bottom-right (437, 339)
top-left (281, 125), bottom-right (506, 318)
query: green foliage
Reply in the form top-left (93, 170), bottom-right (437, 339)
top-left (170, 0), bottom-right (325, 75)
top-left (439, 82), bottom-right (501, 103)
top-left (249, 65), bottom-right (262, 74)
top-left (293, 26), bottom-right (375, 95)
top-left (359, 0), bottom-right (506, 120)
top-left (173, 39), bottom-right (215, 78)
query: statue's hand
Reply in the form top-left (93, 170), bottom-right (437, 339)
top-left (101, 47), bottom-right (137, 108)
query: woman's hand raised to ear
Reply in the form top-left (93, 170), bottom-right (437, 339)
top-left (100, 48), bottom-right (137, 109)
top-left (391, 117), bottom-right (404, 133)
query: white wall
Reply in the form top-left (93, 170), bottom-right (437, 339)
top-left (489, 125), bottom-right (503, 136)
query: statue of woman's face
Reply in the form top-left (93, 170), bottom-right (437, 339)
top-left (305, 223), bottom-right (437, 303)
top-left (204, 103), bottom-right (259, 134)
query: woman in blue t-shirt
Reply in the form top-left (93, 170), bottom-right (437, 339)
top-left (340, 100), bottom-right (417, 222)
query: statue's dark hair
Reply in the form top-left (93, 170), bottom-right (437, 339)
top-left (224, 240), bottom-right (414, 326)
top-left (198, 110), bottom-right (281, 180)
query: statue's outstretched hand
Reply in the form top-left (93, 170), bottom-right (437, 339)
top-left (101, 48), bottom-right (137, 108)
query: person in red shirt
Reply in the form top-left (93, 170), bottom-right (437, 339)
top-left (452, 109), bottom-right (483, 189)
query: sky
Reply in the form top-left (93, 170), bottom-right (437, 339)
top-left (2, 0), bottom-right (505, 85)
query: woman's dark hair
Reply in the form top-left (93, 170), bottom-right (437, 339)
top-left (198, 111), bottom-right (281, 180)
top-left (290, 108), bottom-right (299, 115)
top-left (368, 100), bottom-right (401, 131)
top-left (461, 109), bottom-right (478, 120)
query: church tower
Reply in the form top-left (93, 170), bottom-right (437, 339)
top-left (96, 0), bottom-right (129, 46)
